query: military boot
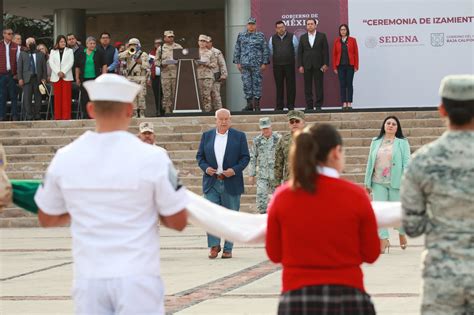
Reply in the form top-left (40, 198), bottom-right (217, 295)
top-left (254, 98), bottom-right (261, 111)
top-left (242, 98), bottom-right (253, 111)
top-left (138, 109), bottom-right (146, 118)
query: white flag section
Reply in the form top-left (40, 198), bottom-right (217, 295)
top-left (185, 191), bottom-right (402, 244)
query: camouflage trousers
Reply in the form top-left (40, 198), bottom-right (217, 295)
top-left (198, 78), bottom-right (214, 112)
top-left (211, 81), bottom-right (223, 110)
top-left (421, 276), bottom-right (474, 314)
top-left (241, 66), bottom-right (263, 99)
top-left (256, 178), bottom-right (274, 214)
top-left (161, 77), bottom-right (176, 114)
top-left (128, 76), bottom-right (147, 111)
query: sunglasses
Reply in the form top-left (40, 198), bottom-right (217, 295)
top-left (289, 119), bottom-right (301, 124)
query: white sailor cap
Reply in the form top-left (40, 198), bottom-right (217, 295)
top-left (439, 74), bottom-right (474, 101)
top-left (83, 74), bottom-right (142, 103)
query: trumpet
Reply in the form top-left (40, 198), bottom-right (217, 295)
top-left (127, 46), bottom-right (137, 55)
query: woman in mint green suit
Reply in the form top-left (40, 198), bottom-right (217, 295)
top-left (364, 116), bottom-right (411, 253)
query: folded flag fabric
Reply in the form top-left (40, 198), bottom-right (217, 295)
top-left (11, 180), bottom-right (42, 214)
top-left (11, 181), bottom-right (402, 245)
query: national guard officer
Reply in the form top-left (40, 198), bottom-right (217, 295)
top-left (207, 37), bottom-right (228, 110)
top-left (197, 35), bottom-right (217, 112)
top-left (233, 17), bottom-right (270, 111)
top-left (118, 38), bottom-right (150, 118)
top-left (401, 74), bottom-right (474, 315)
top-left (249, 117), bottom-right (281, 214)
top-left (273, 110), bottom-right (306, 188)
top-left (156, 30), bottom-right (183, 114)
top-left (35, 74), bottom-right (189, 314)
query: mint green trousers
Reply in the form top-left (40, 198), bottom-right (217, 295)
top-left (372, 183), bottom-right (405, 239)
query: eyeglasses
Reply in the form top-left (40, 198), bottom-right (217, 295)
top-left (5, 32), bottom-right (13, 35)
top-left (154, 42), bottom-right (162, 44)
top-left (289, 119), bottom-right (301, 124)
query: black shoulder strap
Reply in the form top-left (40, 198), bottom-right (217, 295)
top-left (128, 51), bottom-right (144, 76)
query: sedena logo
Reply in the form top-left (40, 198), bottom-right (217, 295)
top-left (365, 36), bottom-right (378, 48)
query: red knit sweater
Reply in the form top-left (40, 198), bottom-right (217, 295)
top-left (266, 175), bottom-right (380, 293)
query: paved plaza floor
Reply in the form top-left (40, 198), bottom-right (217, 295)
top-left (1, 226), bottom-right (424, 314)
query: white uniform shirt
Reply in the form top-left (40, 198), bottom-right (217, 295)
top-left (35, 131), bottom-right (189, 279)
top-left (214, 129), bottom-right (228, 174)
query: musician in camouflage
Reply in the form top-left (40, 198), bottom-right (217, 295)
top-left (401, 74), bottom-right (474, 315)
top-left (197, 35), bottom-right (217, 112)
top-left (207, 37), bottom-right (227, 110)
top-left (273, 110), bottom-right (306, 188)
top-left (118, 38), bottom-right (150, 118)
top-left (249, 117), bottom-right (281, 213)
top-left (156, 31), bottom-right (183, 114)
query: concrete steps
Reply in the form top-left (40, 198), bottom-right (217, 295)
top-left (1, 110), bottom-right (444, 227)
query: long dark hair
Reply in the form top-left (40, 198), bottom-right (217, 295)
top-left (290, 124), bottom-right (343, 193)
top-left (376, 116), bottom-right (405, 139)
top-left (54, 35), bottom-right (67, 50)
top-left (339, 24), bottom-right (350, 37)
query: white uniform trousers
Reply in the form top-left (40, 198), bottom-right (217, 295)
top-left (73, 275), bottom-right (165, 315)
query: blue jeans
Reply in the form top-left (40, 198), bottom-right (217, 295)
top-left (0, 73), bottom-right (18, 119)
top-left (204, 180), bottom-right (241, 252)
top-left (337, 65), bottom-right (355, 102)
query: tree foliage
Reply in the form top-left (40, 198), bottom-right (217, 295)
top-left (3, 14), bottom-right (54, 48)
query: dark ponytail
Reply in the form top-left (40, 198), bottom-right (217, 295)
top-left (290, 124), bottom-right (343, 193)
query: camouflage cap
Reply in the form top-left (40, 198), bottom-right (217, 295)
top-left (439, 74), bottom-right (474, 101)
top-left (247, 17), bottom-right (257, 24)
top-left (164, 30), bottom-right (175, 37)
top-left (287, 110), bottom-right (305, 121)
top-left (139, 122), bottom-right (154, 134)
top-left (259, 117), bottom-right (271, 129)
top-left (128, 38), bottom-right (140, 45)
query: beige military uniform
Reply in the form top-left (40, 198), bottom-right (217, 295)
top-left (118, 51), bottom-right (150, 117)
top-left (0, 144), bottom-right (12, 212)
top-left (210, 47), bottom-right (228, 110)
top-left (157, 43), bottom-right (183, 113)
top-left (196, 48), bottom-right (217, 112)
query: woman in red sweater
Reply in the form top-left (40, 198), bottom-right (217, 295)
top-left (332, 24), bottom-right (359, 110)
top-left (266, 124), bottom-right (380, 315)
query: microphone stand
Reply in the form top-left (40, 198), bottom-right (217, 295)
top-left (157, 43), bottom-right (164, 116)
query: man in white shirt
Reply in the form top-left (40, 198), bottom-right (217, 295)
top-left (297, 18), bottom-right (329, 111)
top-left (196, 109), bottom-right (250, 259)
top-left (35, 74), bottom-right (188, 314)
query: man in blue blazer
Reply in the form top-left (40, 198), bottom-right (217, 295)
top-left (196, 109), bottom-right (250, 259)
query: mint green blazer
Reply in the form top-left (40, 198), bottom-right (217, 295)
top-left (364, 137), bottom-right (411, 189)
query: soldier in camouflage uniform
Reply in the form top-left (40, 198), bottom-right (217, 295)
top-left (156, 31), bottom-right (183, 114)
top-left (273, 110), bottom-right (306, 188)
top-left (207, 37), bottom-right (227, 110)
top-left (233, 17), bottom-right (270, 111)
top-left (401, 75), bottom-right (474, 315)
top-left (197, 35), bottom-right (217, 112)
top-left (249, 117), bottom-right (281, 214)
top-left (118, 38), bottom-right (150, 118)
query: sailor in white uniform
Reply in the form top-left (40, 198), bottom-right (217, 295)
top-left (35, 74), bottom-right (189, 315)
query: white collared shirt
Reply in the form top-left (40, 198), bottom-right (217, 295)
top-left (35, 131), bottom-right (189, 279)
top-left (308, 31), bottom-right (317, 48)
top-left (4, 41), bottom-right (11, 71)
top-left (214, 129), bottom-right (228, 174)
top-left (317, 166), bottom-right (340, 178)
